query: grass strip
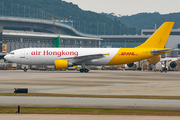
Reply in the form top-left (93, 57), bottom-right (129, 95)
top-left (0, 93), bottom-right (180, 100)
top-left (0, 107), bottom-right (180, 116)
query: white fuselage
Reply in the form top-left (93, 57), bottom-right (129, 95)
top-left (5, 48), bottom-right (120, 65)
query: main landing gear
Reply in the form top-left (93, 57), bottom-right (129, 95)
top-left (161, 68), bottom-right (167, 73)
top-left (80, 68), bottom-right (89, 73)
top-left (80, 63), bottom-right (89, 73)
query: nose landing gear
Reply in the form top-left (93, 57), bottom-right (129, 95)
top-left (24, 67), bottom-right (27, 72)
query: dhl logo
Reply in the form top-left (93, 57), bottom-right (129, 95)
top-left (119, 52), bottom-right (138, 56)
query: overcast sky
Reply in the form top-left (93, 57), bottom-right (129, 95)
top-left (63, 0), bottom-right (180, 16)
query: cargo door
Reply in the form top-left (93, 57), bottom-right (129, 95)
top-left (25, 51), bottom-right (29, 62)
top-left (20, 50), bottom-right (25, 58)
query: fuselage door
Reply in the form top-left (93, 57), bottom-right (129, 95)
top-left (20, 50), bottom-right (25, 58)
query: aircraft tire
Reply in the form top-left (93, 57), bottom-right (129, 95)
top-left (80, 69), bottom-right (84, 73)
top-left (24, 68), bottom-right (27, 72)
top-left (80, 69), bottom-right (89, 73)
top-left (137, 67), bottom-right (141, 71)
top-left (85, 69), bottom-right (89, 73)
top-left (163, 68), bottom-right (167, 71)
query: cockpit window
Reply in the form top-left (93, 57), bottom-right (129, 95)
top-left (10, 52), bottom-right (15, 55)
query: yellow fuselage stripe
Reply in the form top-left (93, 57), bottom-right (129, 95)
top-left (107, 48), bottom-right (171, 65)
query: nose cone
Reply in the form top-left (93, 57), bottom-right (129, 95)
top-left (4, 54), bottom-right (9, 61)
top-left (4, 55), bottom-right (7, 60)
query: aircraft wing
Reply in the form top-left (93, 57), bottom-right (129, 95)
top-left (62, 53), bottom-right (108, 64)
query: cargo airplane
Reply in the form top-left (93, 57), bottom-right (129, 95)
top-left (4, 22), bottom-right (174, 73)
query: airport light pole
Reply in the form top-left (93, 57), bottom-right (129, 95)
top-left (60, 6), bottom-right (61, 20)
top-left (24, 6), bottom-right (26, 17)
top-left (104, 23), bottom-right (105, 35)
top-left (79, 21), bottom-right (80, 32)
top-left (37, 9), bottom-right (38, 18)
top-left (97, 22), bottom-right (98, 35)
top-left (90, 22), bottom-right (92, 34)
top-left (112, 24), bottom-right (113, 35)
top-left (136, 25), bottom-right (138, 34)
top-left (84, 21), bottom-right (86, 33)
top-left (29, 7), bottom-right (30, 18)
top-left (120, 24), bottom-right (121, 35)
top-left (39, 9), bottom-right (41, 19)
top-left (125, 40), bottom-right (126, 47)
top-left (73, 20), bottom-right (75, 28)
top-left (127, 25), bottom-right (129, 35)
top-left (4, 7), bottom-right (6, 16)
top-left (17, 4), bottom-right (19, 17)
top-left (2, 2), bottom-right (3, 16)
top-left (42, 11), bottom-right (43, 19)
top-left (33, 8), bottom-right (34, 18)
top-left (11, 4), bottom-right (13, 16)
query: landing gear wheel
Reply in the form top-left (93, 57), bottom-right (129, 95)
top-left (163, 68), bottom-right (167, 71)
top-left (80, 68), bottom-right (89, 73)
top-left (85, 69), bottom-right (89, 73)
top-left (161, 68), bottom-right (167, 73)
top-left (24, 67), bottom-right (27, 72)
top-left (163, 68), bottom-right (167, 73)
top-left (80, 69), bottom-right (84, 73)
top-left (137, 67), bottom-right (141, 71)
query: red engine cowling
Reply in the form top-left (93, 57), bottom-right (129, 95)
top-left (147, 55), bottom-right (161, 65)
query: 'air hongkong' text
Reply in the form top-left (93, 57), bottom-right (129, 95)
top-left (31, 50), bottom-right (78, 57)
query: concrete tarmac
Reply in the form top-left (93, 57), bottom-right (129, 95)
top-left (1, 114), bottom-right (180, 120)
top-left (1, 70), bottom-right (180, 119)
top-left (1, 96), bottom-right (180, 110)
top-left (0, 70), bottom-right (180, 96)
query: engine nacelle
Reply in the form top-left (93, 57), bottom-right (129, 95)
top-left (169, 61), bottom-right (177, 68)
top-left (147, 55), bottom-right (161, 65)
top-left (127, 63), bottom-right (134, 67)
top-left (54, 60), bottom-right (73, 69)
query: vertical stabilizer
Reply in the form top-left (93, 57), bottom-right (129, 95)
top-left (136, 22), bottom-right (174, 48)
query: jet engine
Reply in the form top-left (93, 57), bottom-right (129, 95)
top-left (127, 63), bottom-right (134, 67)
top-left (54, 60), bottom-right (73, 69)
top-left (147, 55), bottom-right (161, 64)
top-left (169, 61), bottom-right (177, 68)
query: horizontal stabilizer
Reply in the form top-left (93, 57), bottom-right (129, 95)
top-left (150, 49), bottom-right (171, 55)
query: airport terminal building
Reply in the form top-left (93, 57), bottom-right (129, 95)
top-left (0, 17), bottom-right (102, 59)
